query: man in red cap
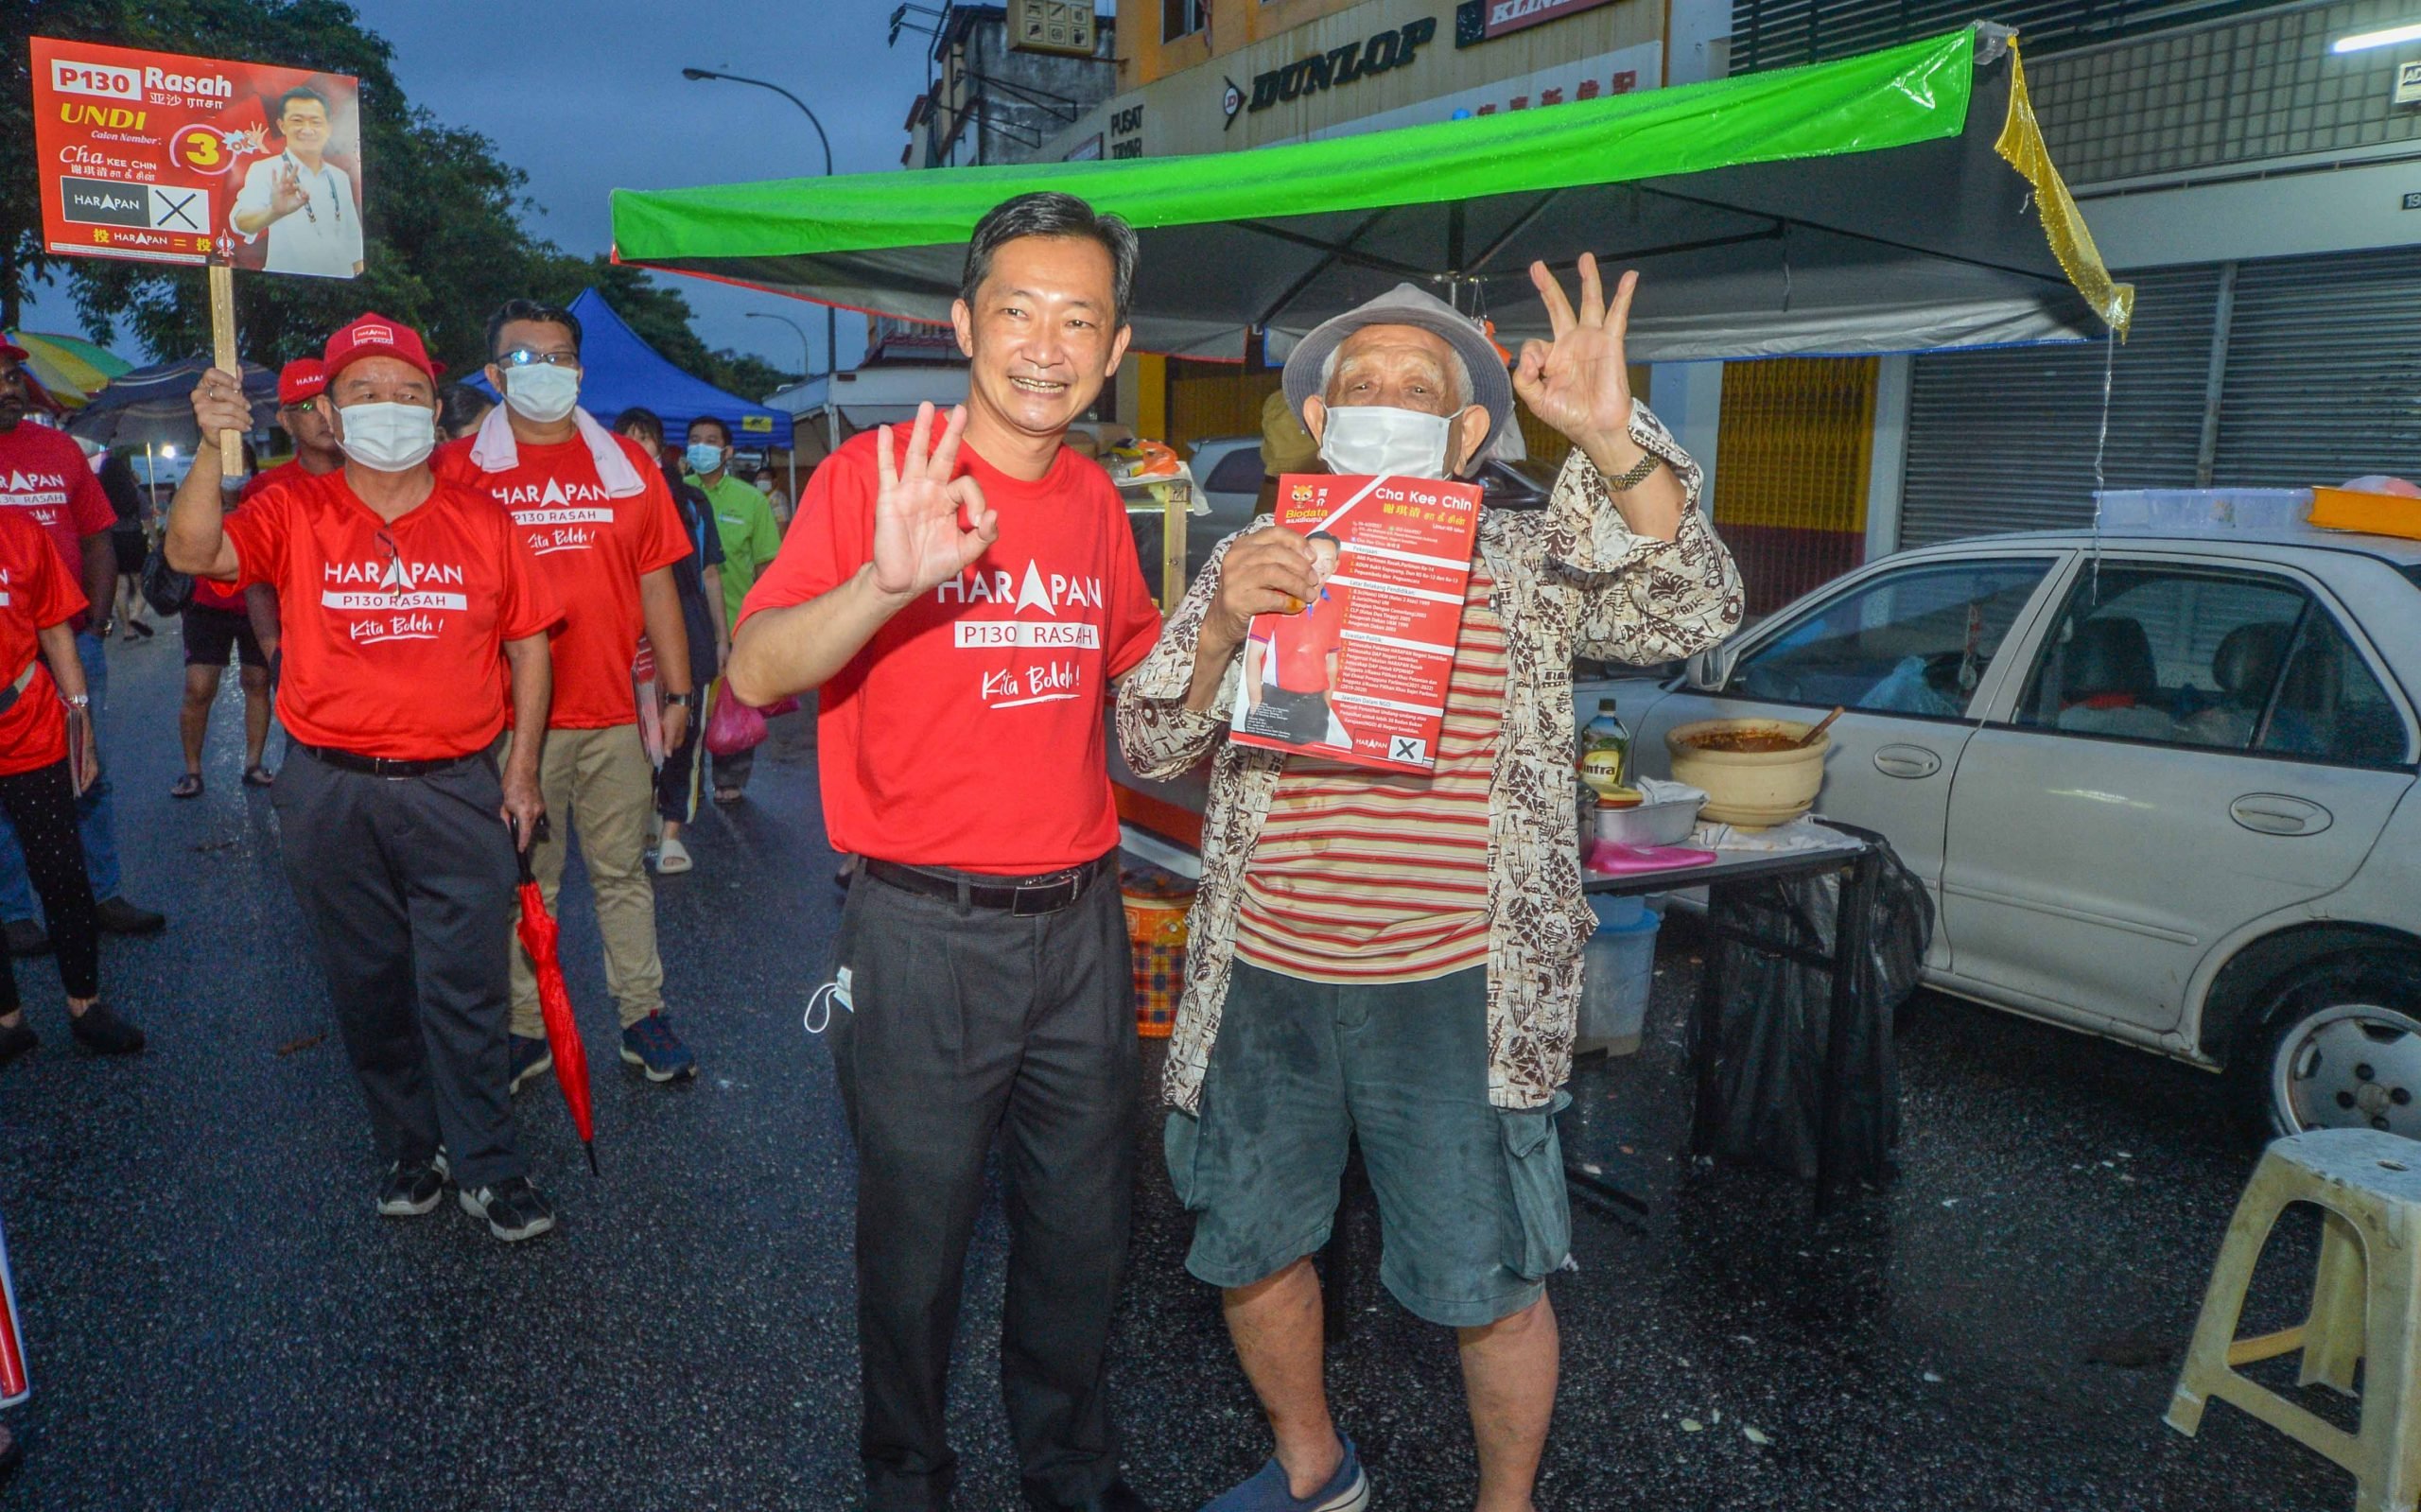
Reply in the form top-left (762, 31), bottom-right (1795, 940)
top-left (236, 358), bottom-right (341, 665)
top-left (166, 314), bottom-right (566, 1243)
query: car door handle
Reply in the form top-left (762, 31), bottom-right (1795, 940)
top-left (1873, 744), bottom-right (1942, 779)
top-left (2229, 793), bottom-right (2333, 837)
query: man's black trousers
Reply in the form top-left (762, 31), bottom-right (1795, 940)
top-left (828, 861), bottom-right (1138, 1512)
top-left (274, 746), bottom-right (527, 1190)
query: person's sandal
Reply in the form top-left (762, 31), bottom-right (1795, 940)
top-left (169, 773), bottom-right (203, 799)
top-left (242, 764), bottom-right (275, 788)
top-left (712, 786), bottom-right (742, 807)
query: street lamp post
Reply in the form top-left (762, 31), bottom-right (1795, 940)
top-left (746, 310), bottom-right (814, 502)
top-left (680, 67), bottom-right (843, 387)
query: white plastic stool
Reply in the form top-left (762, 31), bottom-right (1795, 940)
top-left (2168, 1128), bottom-right (2421, 1511)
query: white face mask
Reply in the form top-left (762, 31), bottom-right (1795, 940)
top-left (1316, 404), bottom-right (1457, 479)
top-left (501, 363), bottom-right (580, 424)
top-left (337, 401), bottom-right (437, 473)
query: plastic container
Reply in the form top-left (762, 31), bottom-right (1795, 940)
top-left (1577, 898), bottom-right (1661, 1058)
top-left (1122, 870), bottom-right (1195, 1040)
top-left (1666, 718), bottom-right (1829, 828)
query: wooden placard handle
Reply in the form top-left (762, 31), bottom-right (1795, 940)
top-left (207, 262), bottom-right (241, 474)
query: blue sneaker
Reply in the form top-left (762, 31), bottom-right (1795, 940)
top-left (507, 1034), bottom-right (552, 1096)
top-left (1200, 1435), bottom-right (1368, 1512)
top-left (620, 1013), bottom-right (698, 1082)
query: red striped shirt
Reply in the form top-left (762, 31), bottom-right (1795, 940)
top-left (1235, 565), bottom-right (1505, 982)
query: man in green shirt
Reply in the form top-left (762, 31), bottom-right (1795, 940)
top-left (684, 415), bottom-right (782, 803)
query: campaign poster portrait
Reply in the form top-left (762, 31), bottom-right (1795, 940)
top-left (29, 38), bottom-right (365, 279)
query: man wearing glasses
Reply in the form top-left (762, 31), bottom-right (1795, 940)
top-left (165, 314), bottom-right (565, 1243)
top-left (436, 299), bottom-right (701, 1086)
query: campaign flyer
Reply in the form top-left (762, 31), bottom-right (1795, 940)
top-left (29, 37), bottom-right (364, 278)
top-left (1228, 472), bottom-right (1482, 774)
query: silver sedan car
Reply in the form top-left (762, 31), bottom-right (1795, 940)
top-left (1583, 521), bottom-right (2421, 1141)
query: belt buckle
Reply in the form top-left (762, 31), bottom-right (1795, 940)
top-left (1009, 870), bottom-right (1079, 917)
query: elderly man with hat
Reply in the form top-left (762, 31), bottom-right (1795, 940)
top-left (1118, 258), bottom-right (1742, 1512)
top-left (166, 315), bottom-right (565, 1243)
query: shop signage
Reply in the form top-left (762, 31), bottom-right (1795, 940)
top-left (2396, 60), bottom-right (2421, 106)
top-left (1455, 0), bottom-right (1618, 45)
top-left (1245, 17), bottom-right (1437, 115)
top-left (1107, 101), bottom-right (1145, 158)
top-left (1009, 0), bottom-right (1096, 59)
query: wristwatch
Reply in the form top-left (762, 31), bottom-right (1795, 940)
top-left (663, 691), bottom-right (696, 708)
top-left (64, 693), bottom-right (91, 710)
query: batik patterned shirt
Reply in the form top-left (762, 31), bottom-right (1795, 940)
top-left (1117, 402), bottom-right (1745, 1113)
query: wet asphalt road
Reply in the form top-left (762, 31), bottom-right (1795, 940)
top-left (0, 631), bottom-right (2366, 1510)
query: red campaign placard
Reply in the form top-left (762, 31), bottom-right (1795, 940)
top-left (28, 37), bottom-right (363, 279)
top-left (1229, 472), bottom-right (1483, 774)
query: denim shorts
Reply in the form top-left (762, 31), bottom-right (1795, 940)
top-left (1164, 963), bottom-right (1572, 1328)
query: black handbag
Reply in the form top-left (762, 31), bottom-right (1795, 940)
top-left (138, 539), bottom-right (193, 618)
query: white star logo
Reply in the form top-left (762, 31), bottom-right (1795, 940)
top-left (1015, 561), bottom-right (1055, 616)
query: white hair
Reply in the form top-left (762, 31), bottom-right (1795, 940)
top-left (1319, 332), bottom-right (1473, 411)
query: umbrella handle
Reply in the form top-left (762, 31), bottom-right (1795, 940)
top-left (508, 813), bottom-right (549, 886)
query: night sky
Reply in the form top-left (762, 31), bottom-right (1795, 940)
top-left (25, 0), bottom-right (959, 372)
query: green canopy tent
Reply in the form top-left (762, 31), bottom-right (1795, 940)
top-left (611, 26), bottom-right (2130, 364)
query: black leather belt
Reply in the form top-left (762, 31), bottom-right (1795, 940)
top-left (300, 743), bottom-right (479, 779)
top-left (863, 853), bottom-right (1115, 916)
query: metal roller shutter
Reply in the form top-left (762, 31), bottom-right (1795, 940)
top-left (2213, 247), bottom-right (2421, 487)
top-left (1899, 266), bottom-right (2220, 548)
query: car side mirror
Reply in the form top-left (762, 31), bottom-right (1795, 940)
top-left (1685, 642), bottom-right (1740, 692)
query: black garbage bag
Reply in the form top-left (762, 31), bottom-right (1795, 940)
top-left (1694, 825), bottom-right (1932, 1197)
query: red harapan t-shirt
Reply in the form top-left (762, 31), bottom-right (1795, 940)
top-left (738, 429), bottom-right (1163, 875)
top-left (436, 433), bottom-right (691, 729)
top-left (216, 459), bottom-right (330, 612)
top-left (0, 509), bottom-right (87, 776)
top-left (0, 421), bottom-right (113, 632)
top-left (219, 468), bottom-right (562, 760)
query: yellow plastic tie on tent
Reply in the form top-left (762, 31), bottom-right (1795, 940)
top-left (1994, 39), bottom-right (2134, 338)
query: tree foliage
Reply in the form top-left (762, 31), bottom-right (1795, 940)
top-left (2, 1), bottom-right (792, 398)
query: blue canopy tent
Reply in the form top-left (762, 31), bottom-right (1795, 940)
top-left (470, 288), bottom-right (792, 449)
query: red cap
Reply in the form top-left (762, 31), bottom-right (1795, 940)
top-left (322, 313), bottom-right (436, 387)
top-left (0, 340), bottom-right (27, 365)
top-left (277, 358), bottom-right (326, 406)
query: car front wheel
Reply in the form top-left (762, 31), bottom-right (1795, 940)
top-left (2238, 952), bottom-right (2421, 1144)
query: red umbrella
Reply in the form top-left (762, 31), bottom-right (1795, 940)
top-left (512, 818), bottom-right (599, 1174)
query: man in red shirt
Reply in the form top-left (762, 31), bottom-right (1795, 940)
top-left (237, 357), bottom-right (342, 665)
top-left (167, 314), bottom-right (565, 1243)
top-left (436, 298), bottom-right (699, 1086)
top-left (0, 343), bottom-right (165, 954)
top-left (727, 193), bottom-right (1161, 1512)
top-left (1241, 531), bottom-right (1344, 746)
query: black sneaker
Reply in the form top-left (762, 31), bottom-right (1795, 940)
top-left (4, 919), bottom-right (48, 958)
top-left (68, 1001), bottom-right (145, 1055)
top-left (0, 1019), bottom-right (36, 1069)
top-left (93, 897), bottom-right (166, 936)
top-left (374, 1153), bottom-right (450, 1217)
top-left (459, 1176), bottom-right (556, 1243)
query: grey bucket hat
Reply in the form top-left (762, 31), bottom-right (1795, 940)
top-left (1281, 282), bottom-right (1516, 461)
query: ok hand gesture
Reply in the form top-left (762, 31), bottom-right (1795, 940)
top-left (269, 162), bottom-right (307, 221)
top-left (870, 403), bottom-right (998, 601)
top-left (1513, 253), bottom-right (1643, 475)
